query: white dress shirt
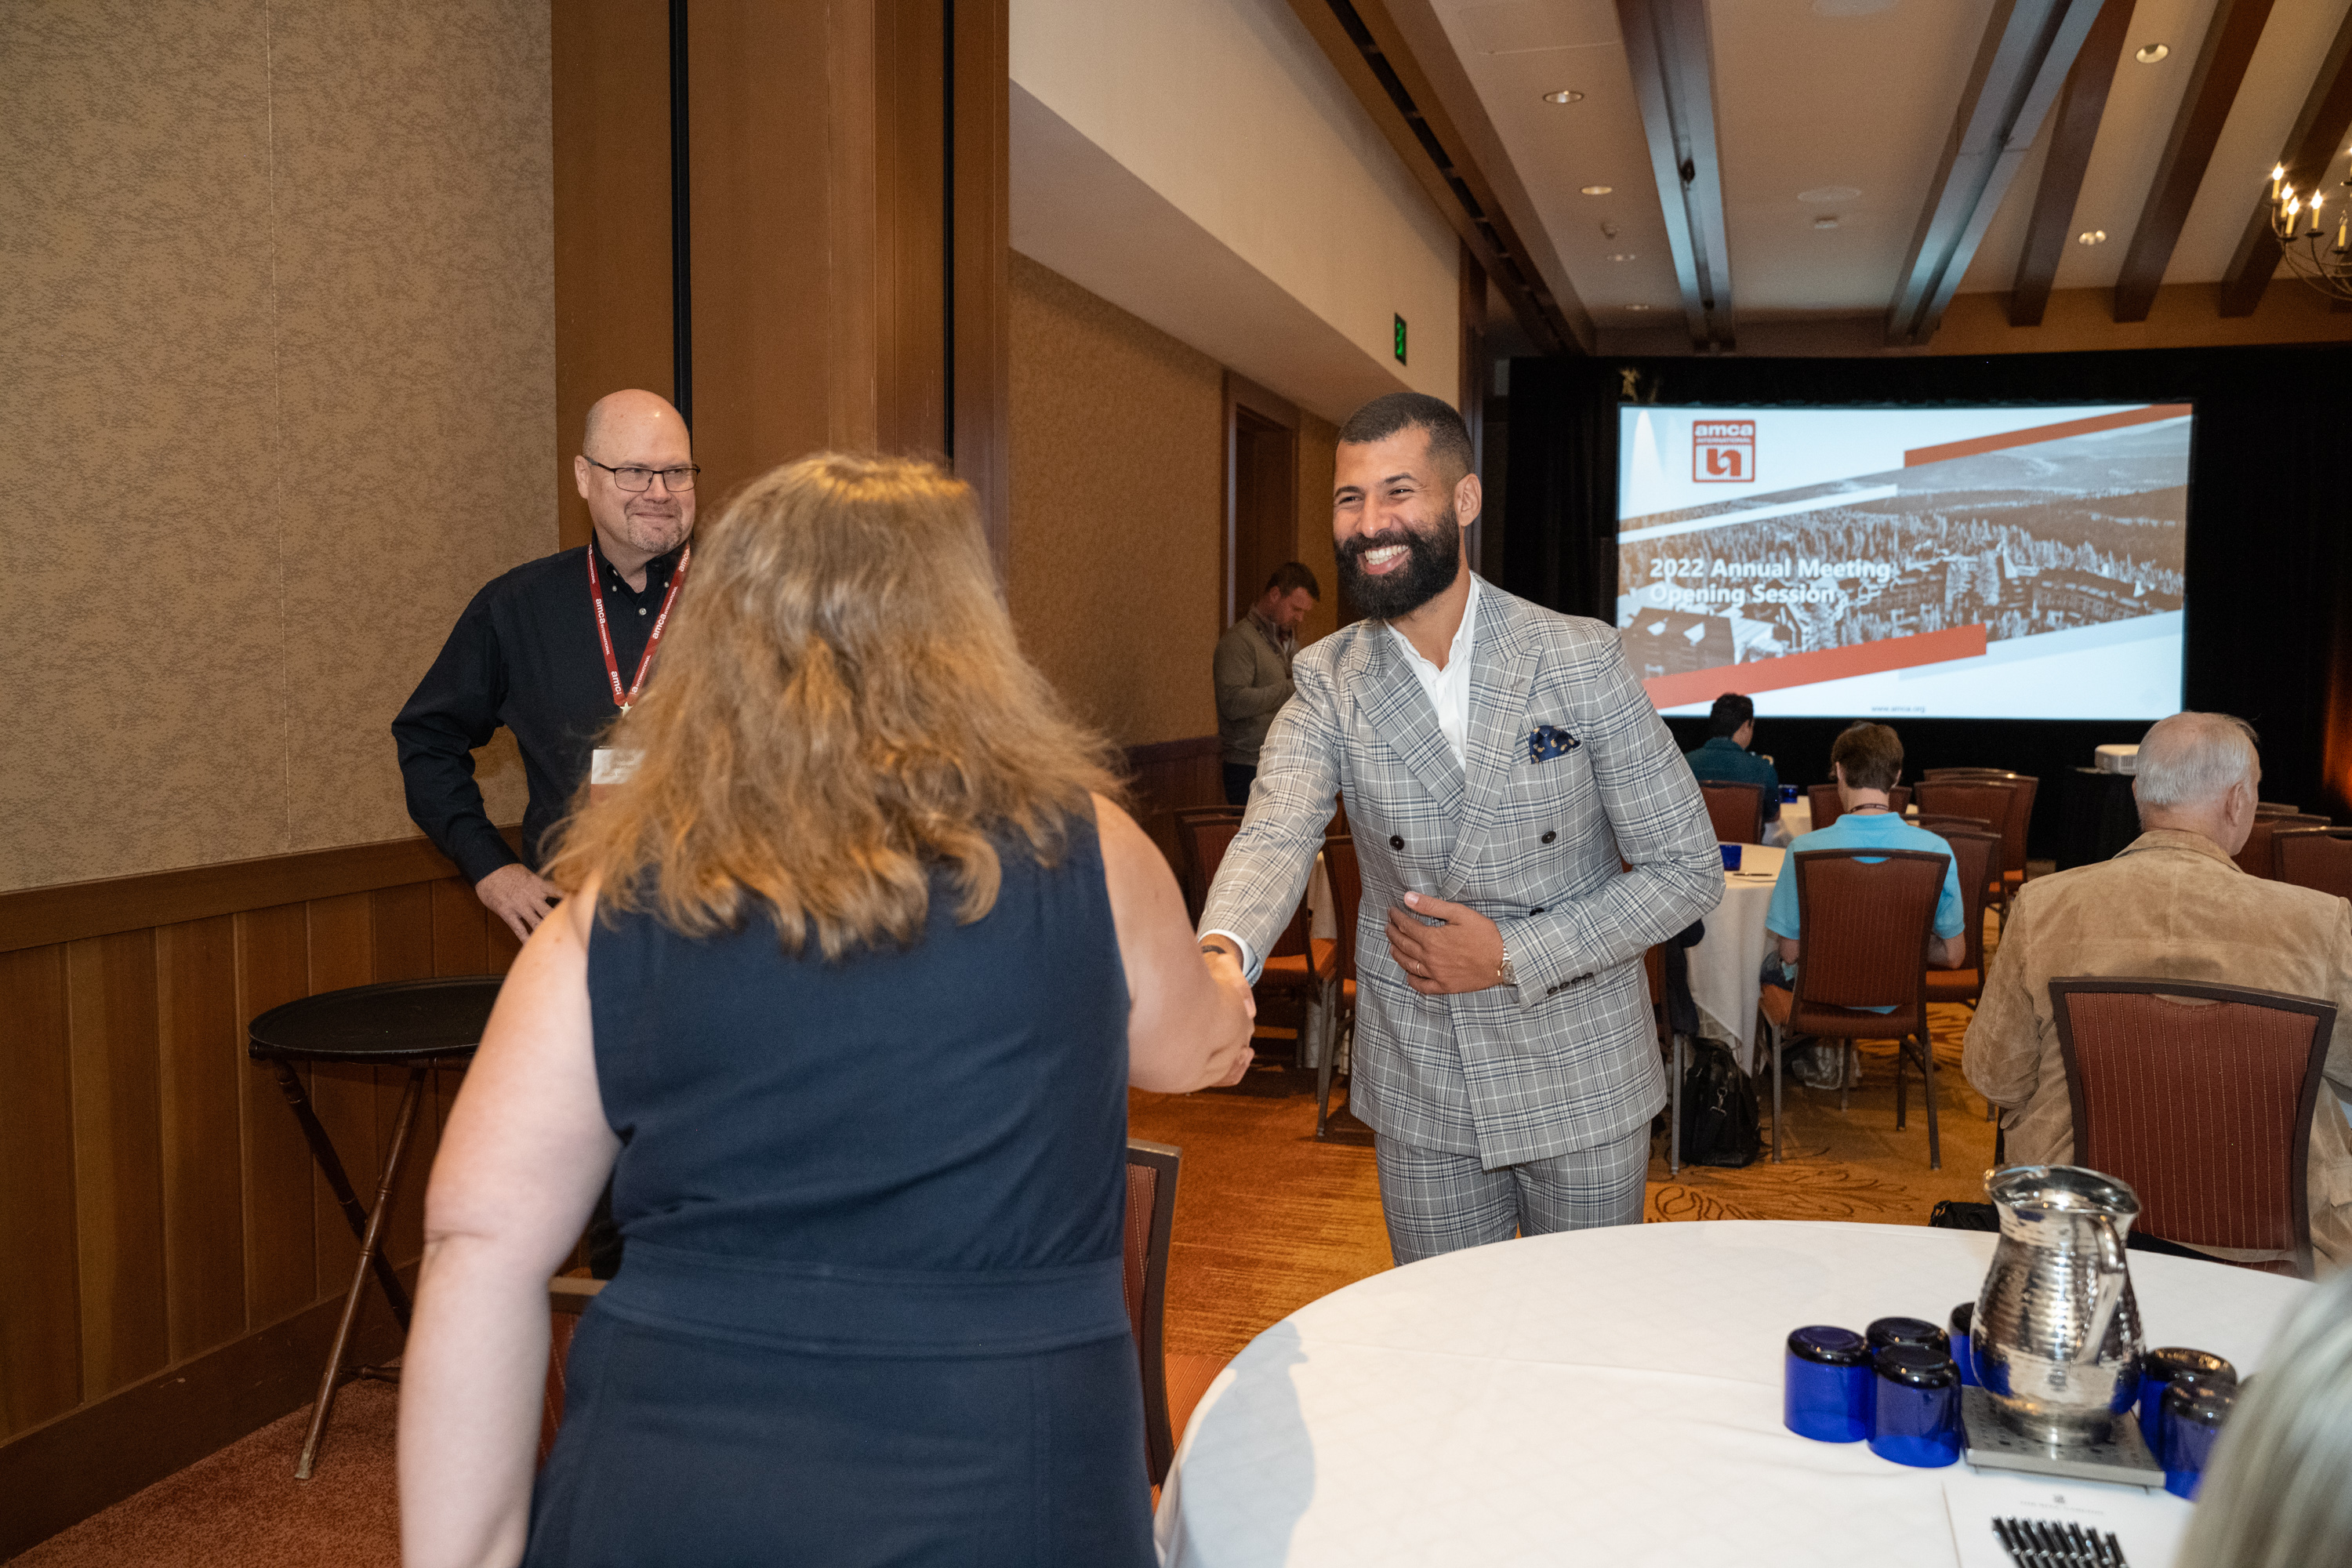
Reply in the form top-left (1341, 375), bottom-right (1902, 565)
top-left (1205, 580), bottom-right (1481, 978)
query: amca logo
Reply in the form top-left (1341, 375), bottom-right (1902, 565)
top-left (1693, 419), bottom-right (1755, 483)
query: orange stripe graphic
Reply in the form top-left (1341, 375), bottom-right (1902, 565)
top-left (1902, 404), bottom-right (2190, 467)
top-left (1641, 623), bottom-right (1991, 710)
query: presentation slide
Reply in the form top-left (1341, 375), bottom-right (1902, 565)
top-left (1615, 403), bottom-right (2190, 720)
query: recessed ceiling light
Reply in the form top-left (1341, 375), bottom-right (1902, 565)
top-left (2078, 228), bottom-right (2107, 245)
top-left (1607, 252), bottom-right (1636, 261)
top-left (1813, 216), bottom-right (1840, 230)
top-left (1798, 184), bottom-right (1862, 204)
top-left (2135, 42), bottom-right (2169, 63)
top-left (1581, 184), bottom-right (1613, 196)
top-left (1541, 89), bottom-right (1584, 104)
top-left (1626, 303), bottom-right (1653, 311)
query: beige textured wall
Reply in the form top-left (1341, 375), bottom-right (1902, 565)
top-left (2, 1), bottom-right (553, 893)
top-left (1008, 254), bottom-right (1223, 747)
top-left (1292, 412), bottom-right (1343, 646)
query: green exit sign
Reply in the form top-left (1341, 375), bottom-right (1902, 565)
top-left (1393, 314), bottom-right (1408, 364)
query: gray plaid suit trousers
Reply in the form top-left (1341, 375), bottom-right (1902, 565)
top-left (1200, 580), bottom-right (1722, 1247)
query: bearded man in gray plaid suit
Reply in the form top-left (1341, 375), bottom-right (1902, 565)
top-left (1199, 393), bottom-right (1722, 1263)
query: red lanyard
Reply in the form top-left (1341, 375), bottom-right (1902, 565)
top-left (588, 540), bottom-right (691, 712)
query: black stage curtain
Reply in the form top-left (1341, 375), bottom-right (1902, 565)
top-left (1501, 346), bottom-right (2352, 847)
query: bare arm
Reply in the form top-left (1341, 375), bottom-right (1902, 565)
top-left (1097, 795), bottom-right (1256, 1092)
top-left (399, 888), bottom-right (619, 1568)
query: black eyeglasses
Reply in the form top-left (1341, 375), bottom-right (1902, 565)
top-left (584, 456), bottom-right (700, 493)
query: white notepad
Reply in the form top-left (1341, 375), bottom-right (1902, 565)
top-left (1944, 1465), bottom-right (2193, 1568)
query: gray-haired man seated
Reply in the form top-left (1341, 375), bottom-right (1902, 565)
top-left (1962, 711), bottom-right (2352, 1275)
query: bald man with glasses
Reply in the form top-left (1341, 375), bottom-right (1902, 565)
top-left (395, 389), bottom-right (699, 942)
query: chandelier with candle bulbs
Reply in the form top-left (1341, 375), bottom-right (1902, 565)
top-left (2266, 158), bottom-right (2352, 302)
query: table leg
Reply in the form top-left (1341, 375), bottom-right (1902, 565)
top-left (294, 1066), bottom-right (426, 1480)
top-left (270, 1060), bottom-right (414, 1324)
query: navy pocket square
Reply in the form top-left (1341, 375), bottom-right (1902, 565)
top-left (1527, 724), bottom-right (1580, 763)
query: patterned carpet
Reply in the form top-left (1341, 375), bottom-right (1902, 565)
top-left (1130, 1002), bottom-right (1998, 1363)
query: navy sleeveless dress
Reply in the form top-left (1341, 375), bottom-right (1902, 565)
top-left (525, 812), bottom-right (1152, 1566)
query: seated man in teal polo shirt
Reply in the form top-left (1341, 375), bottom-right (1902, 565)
top-left (1684, 692), bottom-right (1780, 826)
top-left (1765, 721), bottom-right (1968, 1085)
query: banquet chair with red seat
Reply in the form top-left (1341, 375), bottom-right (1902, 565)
top-left (1697, 780), bottom-right (1766, 845)
top-left (1912, 779), bottom-right (2025, 913)
top-left (2273, 826), bottom-right (2352, 898)
top-left (1805, 782), bottom-right (1909, 835)
top-left (1755, 849), bottom-right (1948, 1167)
top-left (1921, 827), bottom-right (1998, 1015)
top-left (2234, 814), bottom-right (2329, 880)
top-left (1314, 835), bottom-right (1371, 1144)
top-left (2255, 801), bottom-right (2304, 817)
top-left (2049, 978), bottom-right (2336, 1279)
top-left (1172, 807), bottom-right (1243, 924)
top-left (1914, 814), bottom-right (1993, 837)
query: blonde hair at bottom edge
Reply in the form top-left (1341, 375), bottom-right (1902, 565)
top-left (546, 452), bottom-right (1121, 960)
top-left (2169, 1264), bottom-right (2352, 1568)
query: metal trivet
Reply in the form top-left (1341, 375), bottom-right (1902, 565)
top-left (1960, 1387), bottom-right (2165, 1486)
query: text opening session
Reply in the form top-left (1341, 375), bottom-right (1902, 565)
top-left (1617, 404), bottom-right (2191, 720)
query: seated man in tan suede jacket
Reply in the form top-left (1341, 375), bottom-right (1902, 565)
top-left (1963, 711), bottom-right (2352, 1276)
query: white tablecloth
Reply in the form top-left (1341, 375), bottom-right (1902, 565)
top-left (1687, 843), bottom-right (1784, 1073)
top-left (1768, 797), bottom-right (1813, 846)
top-left (1156, 1221), bottom-right (2309, 1568)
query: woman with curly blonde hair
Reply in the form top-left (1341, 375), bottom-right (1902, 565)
top-left (398, 454), bottom-right (1254, 1567)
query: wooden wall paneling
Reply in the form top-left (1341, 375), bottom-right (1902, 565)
top-left (952, 0), bottom-right (1012, 574)
top-left (305, 894), bottom-right (380, 1303)
top-left (876, 0), bottom-right (947, 459)
top-left (64, 929), bottom-right (169, 1399)
top-left (0, 945), bottom-right (82, 1438)
top-left (1124, 736), bottom-right (1226, 872)
top-left (552, 0), bottom-right (676, 552)
top-left (486, 905), bottom-right (524, 973)
top-left (154, 917), bottom-right (247, 1364)
top-left (372, 884), bottom-right (439, 1267)
top-left (430, 877), bottom-right (490, 976)
top-left (234, 904), bottom-right (318, 1327)
top-left (0, 833), bottom-right (495, 956)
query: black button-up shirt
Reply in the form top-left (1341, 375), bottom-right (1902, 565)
top-left (394, 539), bottom-right (687, 884)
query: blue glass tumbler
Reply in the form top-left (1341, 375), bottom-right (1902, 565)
top-left (2162, 1381), bottom-right (2237, 1500)
top-left (1780, 785), bottom-right (1800, 804)
top-left (1866, 1316), bottom-right (1951, 1359)
top-left (1949, 1303), bottom-right (1976, 1387)
top-left (1721, 843), bottom-right (1743, 871)
top-left (1784, 1327), bottom-right (1872, 1443)
top-left (1869, 1345), bottom-right (1962, 1467)
top-left (2139, 1348), bottom-right (2234, 1457)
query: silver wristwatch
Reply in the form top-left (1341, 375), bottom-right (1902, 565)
top-left (1496, 942), bottom-right (1517, 989)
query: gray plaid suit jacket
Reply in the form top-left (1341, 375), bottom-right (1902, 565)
top-left (1200, 579), bottom-right (1723, 1169)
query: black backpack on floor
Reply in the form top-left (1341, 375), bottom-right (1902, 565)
top-left (1678, 1038), bottom-right (1760, 1168)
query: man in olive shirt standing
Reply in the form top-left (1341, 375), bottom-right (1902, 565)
top-left (1214, 562), bottom-right (1319, 804)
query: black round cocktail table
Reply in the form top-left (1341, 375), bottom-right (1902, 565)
top-left (249, 975), bottom-right (503, 1477)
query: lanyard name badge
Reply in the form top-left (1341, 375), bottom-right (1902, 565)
top-left (589, 539), bottom-right (690, 799)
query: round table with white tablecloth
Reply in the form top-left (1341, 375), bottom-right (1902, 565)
top-left (1686, 843), bottom-right (1784, 1073)
top-left (1154, 1221), bottom-right (2308, 1568)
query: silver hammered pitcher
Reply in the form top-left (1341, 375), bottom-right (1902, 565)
top-left (1973, 1166), bottom-right (2146, 1440)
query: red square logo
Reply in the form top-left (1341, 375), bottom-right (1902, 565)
top-left (1693, 419), bottom-right (1755, 483)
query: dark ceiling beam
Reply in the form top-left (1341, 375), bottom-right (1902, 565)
top-left (2217, 4), bottom-right (2352, 317)
top-left (2008, 0), bottom-right (2136, 327)
top-left (1615, 0), bottom-right (1733, 351)
top-left (2113, 0), bottom-right (2277, 322)
top-left (1886, 0), bottom-right (2106, 347)
top-left (1286, 0), bottom-right (1585, 357)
